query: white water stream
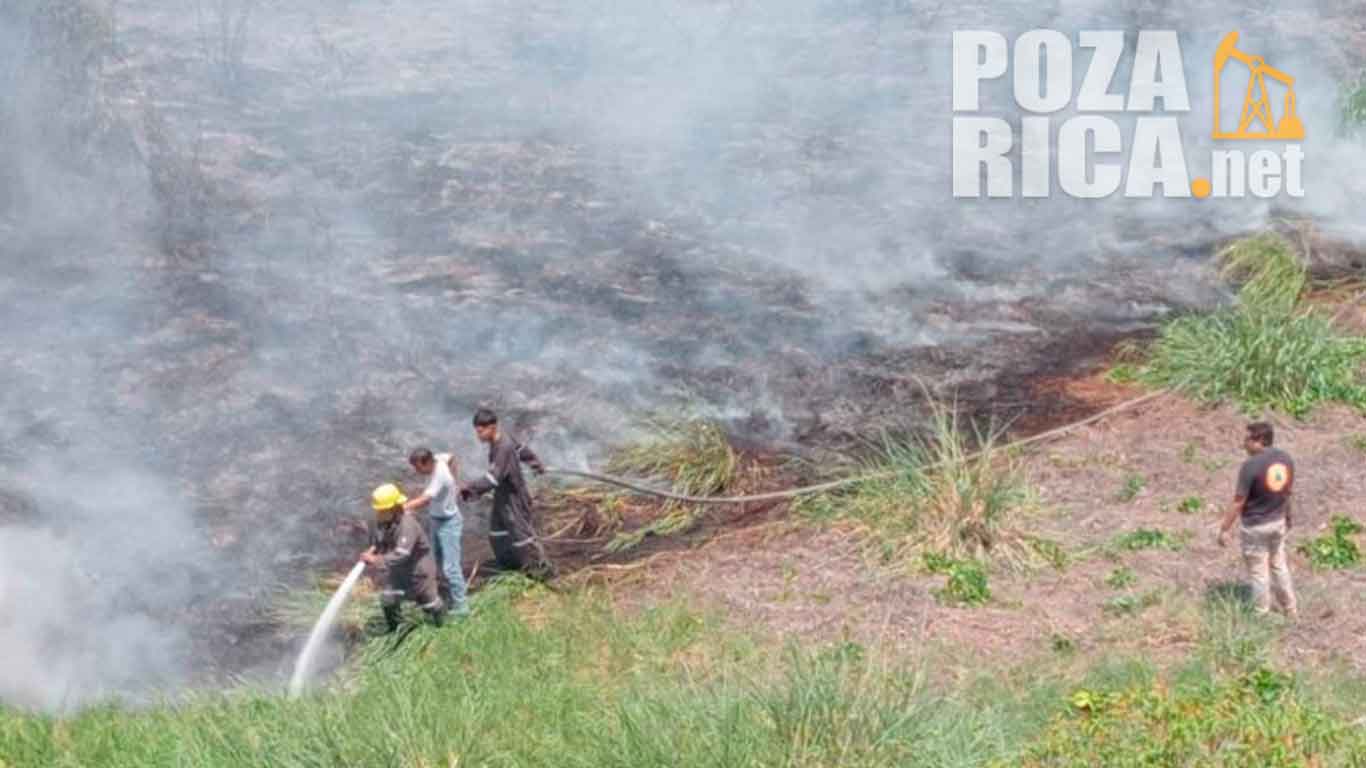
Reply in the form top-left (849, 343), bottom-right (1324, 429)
top-left (288, 560), bottom-right (368, 698)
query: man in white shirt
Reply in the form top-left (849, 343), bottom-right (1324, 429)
top-left (403, 447), bottom-right (469, 616)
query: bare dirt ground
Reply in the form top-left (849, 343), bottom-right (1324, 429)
top-left (598, 376), bottom-right (1366, 675)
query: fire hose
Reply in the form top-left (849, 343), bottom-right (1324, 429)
top-left (542, 388), bottom-right (1171, 506)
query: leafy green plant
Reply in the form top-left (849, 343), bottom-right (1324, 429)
top-left (1104, 566), bottom-right (1137, 589)
top-left (1112, 528), bottom-right (1186, 552)
top-left (1177, 495), bottom-right (1204, 515)
top-left (1011, 666), bottom-right (1366, 766)
top-left (936, 559), bottom-right (991, 606)
top-left (1297, 516), bottom-right (1363, 570)
top-left (1115, 474), bottom-right (1145, 502)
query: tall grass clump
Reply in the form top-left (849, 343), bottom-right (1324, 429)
top-left (798, 399), bottom-right (1056, 572)
top-left (1135, 233), bottom-right (1366, 417)
top-left (601, 417), bottom-right (739, 551)
top-left (606, 417), bottom-right (739, 498)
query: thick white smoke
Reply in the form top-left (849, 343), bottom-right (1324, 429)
top-left (1, 0), bottom-right (1362, 711)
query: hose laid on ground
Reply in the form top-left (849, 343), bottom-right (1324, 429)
top-left (545, 388), bottom-right (1171, 505)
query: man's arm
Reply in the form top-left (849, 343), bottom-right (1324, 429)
top-left (1217, 497), bottom-right (1244, 547)
top-left (463, 446), bottom-right (505, 500)
top-left (517, 442), bottom-right (546, 475)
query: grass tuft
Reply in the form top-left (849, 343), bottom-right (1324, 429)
top-left (798, 398), bottom-right (1053, 573)
top-left (1115, 473), bottom-right (1145, 503)
top-left (601, 417), bottom-right (739, 551)
top-left (1216, 232), bottom-right (1306, 315)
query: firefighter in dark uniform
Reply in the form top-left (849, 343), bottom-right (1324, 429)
top-left (460, 408), bottom-right (554, 578)
top-left (361, 483), bottom-right (445, 631)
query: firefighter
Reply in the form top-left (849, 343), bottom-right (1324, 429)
top-left (459, 408), bottom-right (553, 578)
top-left (361, 483), bottom-right (444, 631)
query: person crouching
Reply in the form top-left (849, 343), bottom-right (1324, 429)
top-left (361, 483), bottom-right (444, 632)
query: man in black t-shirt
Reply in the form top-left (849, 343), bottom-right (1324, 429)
top-left (1217, 422), bottom-right (1298, 619)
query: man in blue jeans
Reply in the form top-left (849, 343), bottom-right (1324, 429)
top-left (403, 447), bottom-right (469, 617)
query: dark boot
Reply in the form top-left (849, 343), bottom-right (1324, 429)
top-left (425, 607), bottom-right (445, 627)
top-left (383, 604), bottom-right (402, 634)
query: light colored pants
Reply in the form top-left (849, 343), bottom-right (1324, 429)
top-left (431, 514), bottom-right (469, 615)
top-left (1240, 517), bottom-right (1298, 617)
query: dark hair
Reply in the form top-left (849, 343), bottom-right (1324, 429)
top-left (1247, 422), bottom-right (1274, 447)
top-left (409, 447), bottom-right (434, 466)
top-left (472, 408), bottom-right (498, 428)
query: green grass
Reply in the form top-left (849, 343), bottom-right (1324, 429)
top-left (5, 573), bottom-right (1366, 767)
top-left (602, 417), bottom-right (739, 551)
top-left (1349, 434), bottom-right (1366, 454)
top-left (1115, 473), bottom-right (1145, 502)
top-left (1217, 232), bottom-right (1306, 315)
top-left (0, 578), bottom-right (1050, 768)
top-left (1104, 566), bottom-right (1137, 589)
top-left (1297, 516), bottom-right (1363, 570)
top-left (796, 399), bottom-right (1056, 572)
top-left (931, 558), bottom-right (991, 607)
top-left (607, 417), bottom-right (739, 498)
top-left (1177, 495), bottom-right (1205, 515)
top-left (1127, 233), bottom-right (1366, 418)
top-left (1112, 527), bottom-right (1187, 552)
top-left (1011, 665), bottom-right (1366, 766)
top-left (1101, 590), bottom-right (1160, 617)
top-left (1341, 72), bottom-right (1366, 135)
top-left (1137, 309), bottom-right (1366, 418)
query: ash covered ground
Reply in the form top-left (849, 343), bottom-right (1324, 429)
top-left (0, 0), bottom-right (1363, 709)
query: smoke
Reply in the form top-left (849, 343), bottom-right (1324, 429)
top-left (1, 0), bottom-right (1363, 710)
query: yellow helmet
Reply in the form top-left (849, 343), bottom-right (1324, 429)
top-left (371, 483), bottom-right (407, 518)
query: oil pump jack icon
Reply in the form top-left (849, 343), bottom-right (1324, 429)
top-left (1212, 31), bottom-right (1305, 140)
